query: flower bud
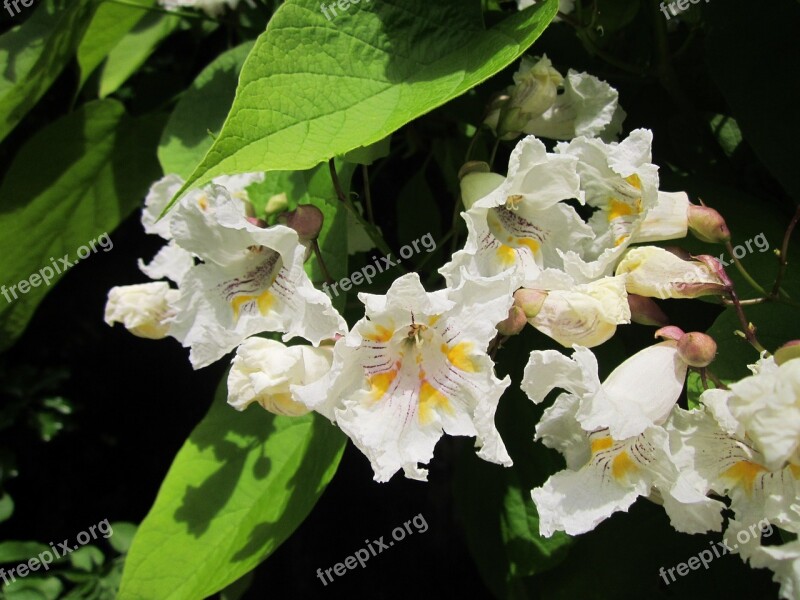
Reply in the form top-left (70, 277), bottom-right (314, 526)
top-left (676, 332), bottom-right (717, 367)
top-left (278, 204), bottom-right (324, 242)
top-left (227, 338), bottom-right (332, 416)
top-left (775, 340), bottom-right (800, 366)
top-left (496, 305), bottom-right (527, 337)
top-left (513, 288), bottom-right (548, 319)
top-left (688, 204), bottom-right (731, 244)
top-left (616, 246), bottom-right (728, 299)
top-left (459, 169), bottom-right (505, 211)
top-left (264, 192), bottom-right (289, 216)
top-left (627, 294), bottom-right (669, 327)
top-left (104, 282), bottom-right (178, 340)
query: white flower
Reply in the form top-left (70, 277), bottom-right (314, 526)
top-left (556, 130), bottom-right (684, 280)
top-left (485, 54), bottom-right (623, 142)
top-left (104, 282), bottom-right (179, 340)
top-left (293, 273), bottom-right (514, 482)
top-left (668, 405), bottom-right (800, 533)
top-left (520, 271), bottom-right (630, 348)
top-left (227, 338), bottom-right (333, 417)
top-left (522, 69), bottom-right (625, 142)
top-left (736, 533), bottom-right (800, 600)
top-left (440, 136), bottom-right (588, 288)
top-left (615, 246), bottom-right (727, 300)
top-left (137, 172), bottom-right (265, 283)
top-left (530, 394), bottom-right (722, 537)
top-left (522, 340), bottom-right (688, 440)
top-left (727, 356), bottom-right (800, 471)
top-left (167, 185), bottom-right (346, 368)
top-left (158, 0), bottom-right (244, 17)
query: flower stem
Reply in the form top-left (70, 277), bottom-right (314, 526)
top-left (771, 205), bottom-right (800, 298)
top-left (725, 240), bottom-right (768, 296)
top-left (328, 159), bottom-right (400, 267)
top-left (362, 164), bottom-right (375, 226)
top-left (311, 240), bottom-right (334, 285)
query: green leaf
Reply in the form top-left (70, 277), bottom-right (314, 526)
top-left (107, 522), bottom-right (138, 555)
top-left (342, 135), bottom-right (392, 166)
top-left (118, 379), bottom-right (347, 600)
top-left (98, 10), bottom-right (181, 98)
top-left (76, 0), bottom-right (156, 89)
top-left (0, 0), bottom-right (97, 142)
top-left (0, 541), bottom-right (49, 564)
top-left (158, 41), bottom-right (255, 178)
top-left (705, 0), bottom-right (800, 200)
top-left (0, 493), bottom-right (13, 523)
top-left (0, 99), bottom-right (166, 351)
top-left (3, 576), bottom-right (63, 600)
top-left (709, 114), bottom-right (743, 158)
top-left (173, 0), bottom-right (558, 202)
top-left (68, 546), bottom-right (104, 572)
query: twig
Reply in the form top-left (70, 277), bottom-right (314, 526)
top-left (362, 164), bottom-right (375, 226)
top-left (771, 205), bottom-right (800, 297)
top-left (724, 241), bottom-right (768, 296)
top-left (311, 240), bottom-right (334, 285)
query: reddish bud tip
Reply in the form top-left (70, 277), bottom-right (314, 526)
top-left (278, 204), bottom-right (324, 242)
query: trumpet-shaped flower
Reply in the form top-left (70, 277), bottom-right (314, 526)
top-left (293, 273), bottom-right (513, 482)
top-left (521, 69), bottom-right (625, 142)
top-left (485, 54), bottom-right (622, 141)
top-left (227, 338), bottom-right (333, 417)
top-left (668, 405), bottom-right (800, 533)
top-left (167, 185), bottom-right (346, 368)
top-left (440, 136), bottom-right (588, 288)
top-left (522, 340), bottom-right (689, 440)
top-left (556, 130), bottom-right (687, 280)
top-left (138, 172), bottom-right (265, 283)
top-left (530, 394), bottom-right (723, 537)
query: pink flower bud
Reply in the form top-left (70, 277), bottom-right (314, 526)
top-left (628, 294), bottom-right (669, 327)
top-left (775, 340), bottom-right (800, 366)
top-left (688, 204), bottom-right (731, 244)
top-left (278, 204), bottom-right (324, 242)
top-left (676, 332), bottom-right (718, 367)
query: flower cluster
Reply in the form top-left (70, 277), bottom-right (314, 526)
top-left (105, 53), bottom-right (798, 594)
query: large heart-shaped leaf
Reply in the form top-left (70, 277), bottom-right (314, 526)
top-left (0, 0), bottom-right (96, 142)
top-left (173, 0), bottom-right (558, 202)
top-left (118, 380), bottom-right (347, 600)
top-left (0, 99), bottom-right (165, 351)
